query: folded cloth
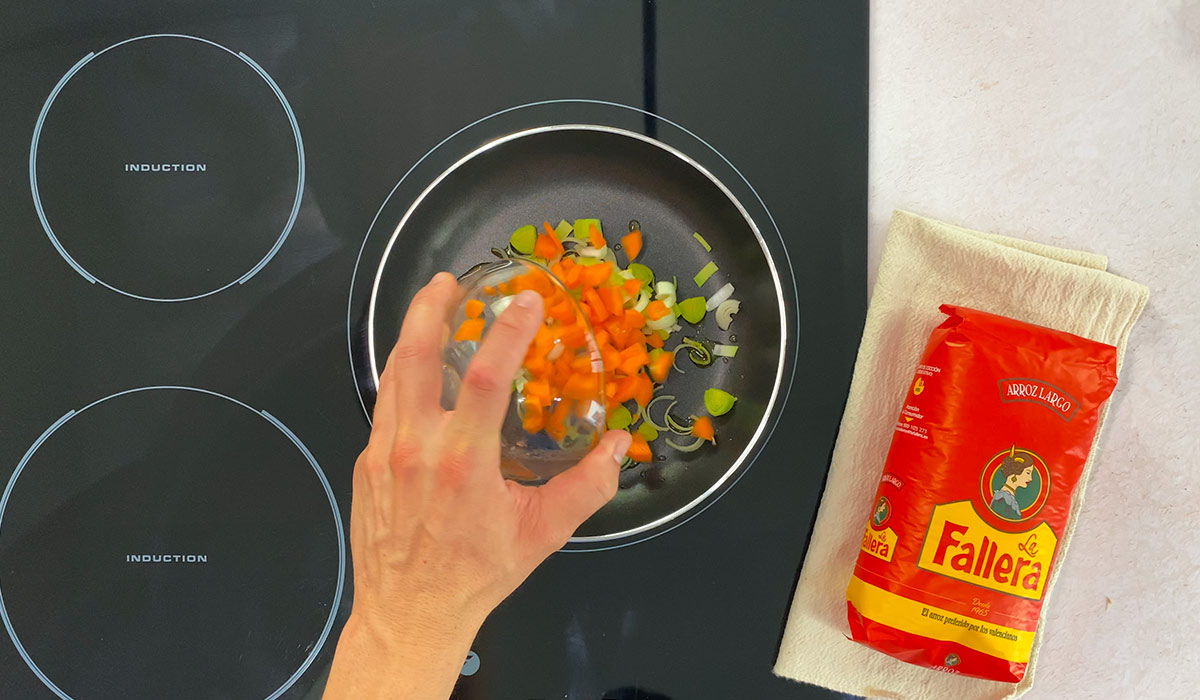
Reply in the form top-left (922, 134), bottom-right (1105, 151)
top-left (773, 211), bottom-right (1149, 699)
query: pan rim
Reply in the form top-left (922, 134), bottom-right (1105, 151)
top-left (365, 123), bottom-right (789, 544)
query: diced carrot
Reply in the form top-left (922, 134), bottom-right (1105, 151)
top-left (546, 399), bottom-right (570, 441)
top-left (589, 224), bottom-right (606, 248)
top-left (622, 230), bottom-right (643, 261)
top-left (619, 356), bottom-right (645, 376)
top-left (605, 319), bottom-right (630, 348)
top-left (464, 299), bottom-right (485, 319)
top-left (632, 372), bottom-right (654, 407)
top-left (571, 354), bottom-right (594, 373)
top-left (534, 233), bottom-right (560, 261)
top-left (600, 286), bottom-right (624, 317)
top-left (524, 354), bottom-right (550, 378)
top-left (522, 398), bottom-right (545, 433)
top-left (626, 329), bottom-right (648, 347)
top-left (556, 323), bottom-right (588, 349)
top-left (622, 278), bottom-right (643, 297)
top-left (594, 329), bottom-right (610, 348)
top-left (562, 373), bottom-right (599, 401)
top-left (600, 344), bottom-right (621, 373)
top-left (648, 350), bottom-right (674, 382)
top-left (524, 379), bottom-right (552, 403)
top-left (605, 381), bottom-right (618, 398)
top-left (692, 415), bottom-right (715, 443)
top-left (533, 324), bottom-right (555, 355)
top-left (645, 300), bottom-right (671, 321)
top-left (530, 271), bottom-right (556, 297)
top-left (554, 353), bottom-right (574, 378)
top-left (564, 265), bottom-right (583, 289)
top-left (623, 308), bottom-right (645, 329)
top-left (453, 318), bottom-right (485, 342)
top-left (543, 220), bottom-right (558, 238)
top-left (550, 261), bottom-right (567, 281)
top-left (581, 261), bottom-right (614, 288)
top-left (483, 285), bottom-right (498, 295)
top-left (646, 331), bottom-right (665, 348)
top-left (627, 433), bottom-right (653, 462)
top-left (619, 343), bottom-right (650, 366)
top-left (583, 288), bottom-right (609, 322)
top-left (548, 298), bottom-right (576, 324)
top-left (613, 375), bottom-right (638, 403)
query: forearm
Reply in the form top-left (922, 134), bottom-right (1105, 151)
top-left (323, 610), bottom-right (480, 700)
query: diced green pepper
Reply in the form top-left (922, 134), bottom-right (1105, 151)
top-left (637, 421), bottom-right (659, 441)
top-left (693, 232), bottom-right (712, 252)
top-left (554, 219), bottom-right (572, 240)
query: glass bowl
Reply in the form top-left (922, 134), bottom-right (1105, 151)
top-left (443, 258), bottom-right (606, 483)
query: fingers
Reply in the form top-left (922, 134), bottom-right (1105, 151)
top-left (374, 273), bottom-right (458, 436)
top-left (534, 430), bottom-right (631, 539)
top-left (449, 290), bottom-right (544, 436)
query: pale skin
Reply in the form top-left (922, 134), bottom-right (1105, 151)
top-left (323, 273), bottom-right (631, 700)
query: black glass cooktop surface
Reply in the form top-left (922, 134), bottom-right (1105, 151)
top-left (0, 2), bottom-right (867, 699)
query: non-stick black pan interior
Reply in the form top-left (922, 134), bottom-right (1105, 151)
top-left (369, 125), bottom-right (785, 542)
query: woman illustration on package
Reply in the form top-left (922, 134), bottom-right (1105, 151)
top-left (989, 447), bottom-right (1035, 520)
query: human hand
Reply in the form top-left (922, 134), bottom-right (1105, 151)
top-left (324, 272), bottom-right (631, 700)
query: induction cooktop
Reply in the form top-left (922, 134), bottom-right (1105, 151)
top-left (0, 3), bottom-right (867, 698)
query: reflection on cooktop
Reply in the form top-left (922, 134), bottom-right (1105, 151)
top-left (30, 34), bottom-right (304, 302)
top-left (0, 386), bottom-right (344, 700)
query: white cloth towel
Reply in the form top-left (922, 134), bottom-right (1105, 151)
top-left (773, 211), bottom-right (1149, 700)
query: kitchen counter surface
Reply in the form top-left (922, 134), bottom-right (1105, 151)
top-left (868, 1), bottom-right (1199, 697)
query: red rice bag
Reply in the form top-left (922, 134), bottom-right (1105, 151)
top-left (846, 305), bottom-right (1118, 682)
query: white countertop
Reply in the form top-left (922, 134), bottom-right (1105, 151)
top-left (868, 1), bottom-right (1199, 697)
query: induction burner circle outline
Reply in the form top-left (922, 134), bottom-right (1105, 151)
top-left (0, 386), bottom-right (345, 700)
top-left (29, 34), bottom-right (306, 303)
top-left (346, 99), bottom-right (798, 552)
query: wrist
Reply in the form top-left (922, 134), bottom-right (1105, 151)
top-left (324, 605), bottom-right (483, 700)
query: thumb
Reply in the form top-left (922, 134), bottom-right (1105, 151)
top-left (535, 430), bottom-right (632, 541)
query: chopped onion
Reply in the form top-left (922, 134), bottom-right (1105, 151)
top-left (712, 344), bottom-right (738, 358)
top-left (705, 283), bottom-right (734, 311)
top-left (669, 323), bottom-right (682, 333)
top-left (654, 280), bottom-right (677, 306)
top-left (715, 299), bottom-right (741, 330)
top-left (669, 348), bottom-right (687, 373)
top-left (663, 401), bottom-right (692, 435)
top-left (547, 343), bottom-right (565, 361)
top-left (666, 436), bottom-right (707, 452)
top-left (642, 395), bottom-right (675, 431)
top-left (633, 290), bottom-right (650, 312)
top-left (646, 312), bottom-right (677, 331)
top-left (579, 246), bottom-right (608, 258)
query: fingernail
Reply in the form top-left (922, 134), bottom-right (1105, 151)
top-left (513, 290), bottom-right (543, 311)
top-left (611, 431), bottom-right (633, 464)
top-left (431, 271), bottom-right (454, 285)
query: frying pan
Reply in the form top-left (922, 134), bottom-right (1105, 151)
top-left (363, 124), bottom-right (792, 548)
